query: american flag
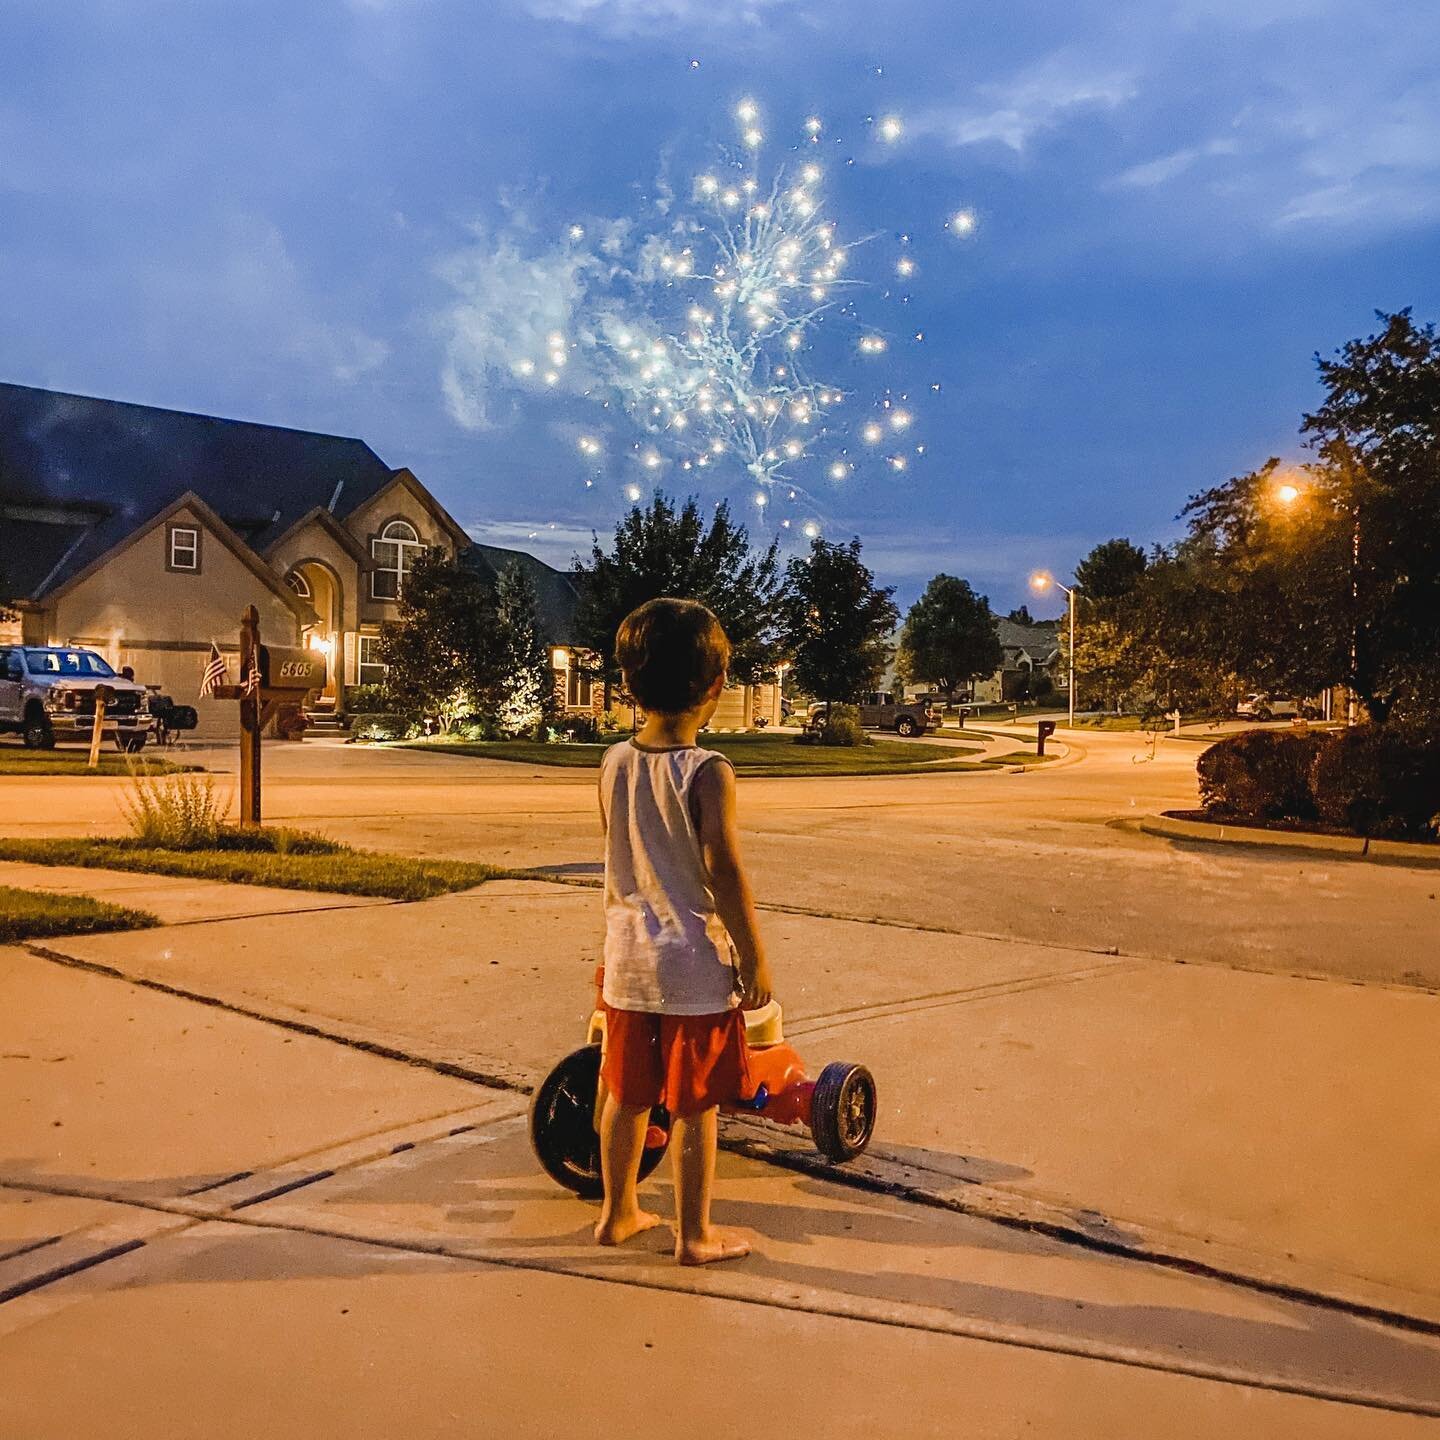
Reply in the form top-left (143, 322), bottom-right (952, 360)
top-left (198, 643), bottom-right (228, 698)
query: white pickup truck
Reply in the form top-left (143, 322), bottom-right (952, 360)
top-left (0, 646), bottom-right (152, 751)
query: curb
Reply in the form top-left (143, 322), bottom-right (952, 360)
top-left (1140, 813), bottom-right (1440, 868)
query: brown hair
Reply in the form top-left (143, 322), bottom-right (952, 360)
top-left (615, 598), bottom-right (730, 715)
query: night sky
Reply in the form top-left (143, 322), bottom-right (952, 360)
top-left (3, 0), bottom-right (1437, 611)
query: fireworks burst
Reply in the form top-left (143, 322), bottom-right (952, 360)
top-left (487, 99), bottom-right (965, 535)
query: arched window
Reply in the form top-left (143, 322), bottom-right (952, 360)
top-left (285, 570), bottom-right (312, 600)
top-left (371, 519), bottom-right (424, 600)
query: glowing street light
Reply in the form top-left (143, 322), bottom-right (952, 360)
top-left (1030, 570), bottom-right (1080, 727)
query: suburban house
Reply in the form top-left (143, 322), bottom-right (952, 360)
top-left (888, 612), bottom-right (1065, 705)
top-left (0, 381), bottom-right (587, 733)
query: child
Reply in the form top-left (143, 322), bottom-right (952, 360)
top-left (593, 597), bottom-right (774, 1265)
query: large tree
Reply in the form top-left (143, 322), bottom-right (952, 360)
top-left (377, 550), bottom-right (508, 731)
top-left (895, 574), bottom-right (1003, 707)
top-left (1074, 538), bottom-right (1147, 602)
top-left (781, 537), bottom-right (898, 708)
top-left (572, 491), bottom-right (786, 701)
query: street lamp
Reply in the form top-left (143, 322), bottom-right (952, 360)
top-left (1030, 571), bottom-right (1079, 727)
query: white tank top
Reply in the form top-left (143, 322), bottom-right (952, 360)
top-left (599, 740), bottom-right (741, 1015)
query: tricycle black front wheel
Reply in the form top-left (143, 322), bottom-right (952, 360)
top-left (529, 1043), bottom-right (669, 1199)
top-left (811, 1061), bottom-right (877, 1162)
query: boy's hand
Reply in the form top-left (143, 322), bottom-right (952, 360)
top-left (740, 959), bottom-right (774, 1010)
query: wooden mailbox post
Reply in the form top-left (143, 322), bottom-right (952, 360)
top-left (217, 606), bottom-right (326, 825)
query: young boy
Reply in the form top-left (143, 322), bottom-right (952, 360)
top-left (593, 596), bottom-right (774, 1265)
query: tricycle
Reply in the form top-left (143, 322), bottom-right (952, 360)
top-left (529, 968), bottom-right (877, 1198)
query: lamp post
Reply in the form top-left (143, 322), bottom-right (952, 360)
top-left (1030, 571), bottom-right (1078, 727)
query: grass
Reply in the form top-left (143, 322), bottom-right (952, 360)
top-left (400, 730), bottom-right (991, 777)
top-left (0, 831), bottom-right (508, 901)
top-left (0, 750), bottom-right (197, 776)
top-left (0, 884), bottom-right (159, 944)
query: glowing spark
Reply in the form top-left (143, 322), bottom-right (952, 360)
top-left (736, 98), bottom-right (758, 123)
top-left (568, 224), bottom-right (585, 241)
top-left (698, 174), bottom-right (719, 195)
top-left (578, 436), bottom-right (601, 456)
top-left (829, 462), bottom-right (849, 480)
top-left (743, 128), bottom-right (763, 148)
top-left (862, 422), bottom-right (884, 444)
top-left (858, 335), bottom-right (888, 355)
top-left (896, 257), bottom-right (916, 277)
top-left (878, 115), bottom-right (903, 143)
top-left (543, 371), bottom-right (559, 386)
top-left (890, 410), bottom-right (912, 430)
top-left (642, 451), bottom-right (662, 469)
top-left (802, 164), bottom-right (822, 184)
top-left (754, 491), bottom-right (767, 507)
top-left (888, 455), bottom-right (908, 471)
top-left (516, 359), bottom-right (535, 376)
top-left (949, 209), bottom-right (977, 235)
top-left (805, 116), bottom-right (823, 134)
top-left (802, 521), bottom-right (820, 538)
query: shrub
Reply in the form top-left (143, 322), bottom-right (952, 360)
top-left (350, 713), bottom-right (410, 742)
top-left (122, 769), bottom-right (231, 848)
top-left (344, 684), bottom-right (388, 714)
top-left (798, 703), bottom-right (871, 748)
top-left (1311, 725), bottom-right (1440, 840)
top-left (1196, 729), bottom-right (1334, 821)
top-left (557, 713), bottom-right (600, 742)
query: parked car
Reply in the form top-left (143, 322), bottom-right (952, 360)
top-left (807, 692), bottom-right (942, 737)
top-left (1235, 693), bottom-right (1319, 722)
top-left (0, 645), bottom-right (151, 750)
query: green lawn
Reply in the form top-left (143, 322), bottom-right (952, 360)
top-left (0, 832), bottom-right (507, 901)
top-left (0, 750), bottom-right (198, 776)
top-left (0, 884), bottom-right (159, 944)
top-left (401, 731), bottom-right (989, 776)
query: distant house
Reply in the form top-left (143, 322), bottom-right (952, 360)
top-left (0, 382), bottom-right (587, 731)
top-left (887, 613), bottom-right (1064, 705)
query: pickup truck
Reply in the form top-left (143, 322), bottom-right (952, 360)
top-left (0, 646), bottom-right (152, 751)
top-left (808, 691), bottom-right (942, 738)
top-left (1235, 693), bottom-right (1320, 722)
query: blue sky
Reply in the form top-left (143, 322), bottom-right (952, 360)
top-left (3, 0), bottom-right (1438, 612)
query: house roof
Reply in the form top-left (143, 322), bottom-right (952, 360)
top-left (0, 381), bottom-right (398, 599)
top-left (995, 615), bottom-right (1062, 662)
top-left (463, 542), bottom-right (581, 645)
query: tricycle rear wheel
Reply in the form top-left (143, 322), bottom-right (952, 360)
top-left (529, 1043), bottom-right (669, 1199)
top-left (810, 1061), bottom-right (877, 1162)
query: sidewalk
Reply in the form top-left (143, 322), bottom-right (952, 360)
top-left (18, 872), bottom-right (1440, 1322)
top-left (3, 946), bottom-right (1437, 1436)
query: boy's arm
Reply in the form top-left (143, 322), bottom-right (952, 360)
top-left (693, 758), bottom-right (774, 1008)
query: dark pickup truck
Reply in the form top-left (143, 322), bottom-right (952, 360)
top-left (808, 691), bottom-right (942, 737)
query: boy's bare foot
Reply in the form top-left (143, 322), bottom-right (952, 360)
top-left (594, 1209), bottom-right (663, 1246)
top-left (675, 1228), bottom-right (751, 1266)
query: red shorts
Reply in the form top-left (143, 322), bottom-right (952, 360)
top-left (600, 1004), bottom-right (750, 1117)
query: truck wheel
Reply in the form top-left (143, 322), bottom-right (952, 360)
top-left (529, 1044), bottom-right (669, 1199)
top-left (116, 732), bottom-right (148, 754)
top-left (810, 1061), bottom-right (877, 1162)
top-left (1256, 707), bottom-right (1272, 723)
top-left (896, 716), bottom-right (918, 737)
top-left (22, 710), bottom-right (55, 750)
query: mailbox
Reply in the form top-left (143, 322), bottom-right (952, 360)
top-left (258, 645), bottom-right (326, 693)
top-left (1036, 719), bottom-right (1057, 755)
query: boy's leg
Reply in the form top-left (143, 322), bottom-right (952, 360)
top-left (670, 1105), bottom-right (750, 1265)
top-left (594, 1092), bottom-right (662, 1245)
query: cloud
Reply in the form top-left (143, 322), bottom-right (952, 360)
top-left (915, 54), bottom-right (1136, 153)
top-left (1110, 138), bottom-right (1238, 190)
top-left (515, 0), bottom-right (795, 31)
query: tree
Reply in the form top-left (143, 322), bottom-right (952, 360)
top-left (572, 491), bottom-right (786, 701)
top-left (494, 561), bottom-right (558, 735)
top-left (896, 574), bottom-right (1003, 707)
top-left (1006, 604), bottom-right (1035, 625)
top-left (1074, 538), bottom-right (1147, 602)
top-left (377, 550), bottom-right (507, 731)
top-left (781, 537), bottom-right (899, 708)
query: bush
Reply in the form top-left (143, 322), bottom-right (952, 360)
top-left (1196, 730), bottom-right (1334, 821)
top-left (350, 713), bottom-right (410, 742)
top-left (797, 703), bottom-right (871, 748)
top-left (1311, 725), bottom-right (1440, 839)
top-left (344, 684), bottom-right (388, 714)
